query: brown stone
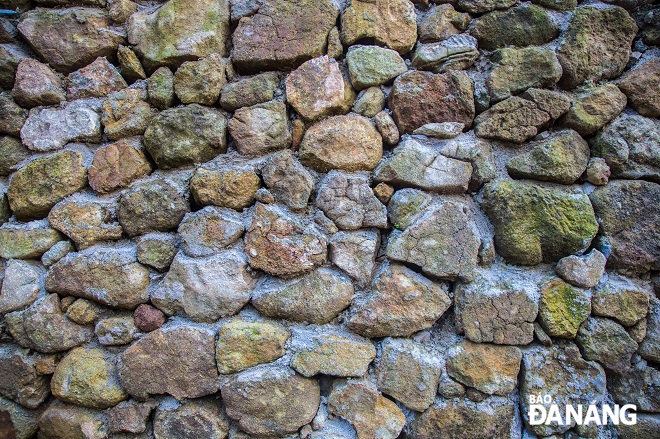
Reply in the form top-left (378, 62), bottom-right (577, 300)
top-left (89, 140), bottom-right (152, 194)
top-left (117, 45), bottom-right (146, 83)
top-left (173, 54), bottom-right (227, 105)
top-left (190, 165), bottom-right (260, 211)
top-left (291, 332), bottom-right (376, 378)
top-left (419, 4), bottom-right (470, 43)
top-left (133, 304), bottom-right (165, 332)
top-left (101, 88), bottom-right (156, 140)
top-left (11, 59), bottom-right (65, 108)
top-left (618, 59), bottom-right (660, 118)
top-left (374, 111), bottom-right (400, 146)
top-left (228, 101), bottom-right (291, 156)
top-left (0, 344), bottom-right (51, 409)
top-left (48, 198), bottom-right (123, 250)
top-left (66, 57), bottom-right (127, 100)
top-left (389, 71), bottom-right (475, 134)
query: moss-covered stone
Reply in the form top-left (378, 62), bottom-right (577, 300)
top-left (147, 67), bottom-right (174, 110)
top-left (538, 278), bottom-right (591, 338)
top-left (559, 84), bottom-right (627, 135)
top-left (481, 181), bottom-right (598, 265)
top-left (346, 45), bottom-right (407, 90)
top-left (0, 223), bottom-right (63, 260)
top-left (0, 136), bottom-right (28, 176)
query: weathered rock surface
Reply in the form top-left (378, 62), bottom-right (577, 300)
top-left (538, 278), bottom-right (591, 338)
top-left (45, 247), bottom-right (150, 309)
top-left (135, 233), bottom-right (177, 272)
top-left (556, 249), bottom-right (606, 289)
top-left (220, 72), bottom-right (280, 111)
top-left (481, 181), bottom-right (598, 265)
top-left (148, 67), bottom-right (174, 110)
top-left (0, 260), bottom-right (42, 314)
top-left (576, 316), bottom-right (637, 373)
top-left (0, 397), bottom-right (41, 439)
top-left (153, 398), bottom-right (230, 439)
top-left (0, 136), bottom-right (28, 176)
top-left (101, 89), bottom-right (155, 141)
top-left (0, 222), bottom-right (63, 260)
top-left (66, 57), bottom-right (127, 100)
top-left (191, 165), bottom-right (260, 211)
top-left (11, 59), bottom-right (65, 108)
top-left (470, 5), bottom-right (559, 50)
top-left (88, 139), bottom-right (153, 194)
top-left (457, 0), bottom-right (516, 14)
top-left (177, 206), bottom-right (243, 257)
top-left (152, 250), bottom-right (253, 322)
top-left (95, 315), bottom-right (137, 346)
top-left (346, 45), bottom-right (407, 90)
top-left (228, 101), bottom-right (291, 156)
top-left (591, 275), bottom-right (650, 327)
top-left (48, 198), bottom-right (123, 249)
top-left (292, 332), bottom-right (375, 378)
top-left (640, 296), bottom-right (660, 364)
top-left (0, 93), bottom-right (26, 136)
top-left (329, 230), bottom-right (379, 285)
top-left (37, 403), bottom-right (107, 439)
top-left (262, 150), bottom-right (313, 210)
top-left (119, 326), bottom-right (219, 400)
top-left (117, 45), bottom-right (146, 83)
top-left (173, 54), bottom-right (227, 105)
top-left (0, 344), bottom-right (51, 408)
top-left (618, 58), bottom-right (660, 117)
top-left (348, 262), bottom-right (451, 337)
top-left (559, 84), bottom-right (627, 136)
top-left (412, 35), bottom-right (479, 74)
top-left (419, 4), bottom-right (470, 43)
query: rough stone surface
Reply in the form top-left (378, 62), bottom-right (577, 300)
top-left (66, 57), bottom-right (127, 100)
top-left (389, 71), bottom-right (475, 135)
top-left (352, 87), bottom-right (386, 118)
top-left (48, 198), bottom-right (123, 250)
top-left (457, 0), bottom-right (516, 14)
top-left (481, 181), bottom-right (598, 265)
top-left (0, 260), bottom-right (42, 314)
top-left (153, 398), bottom-right (230, 439)
top-left (101, 89), bottom-right (155, 141)
top-left (11, 59), bottom-right (65, 108)
top-left (119, 326), bottom-right (219, 400)
top-left (0, 397), bottom-right (41, 439)
top-left (576, 316), bottom-right (637, 373)
top-left (556, 249), bottom-right (607, 289)
top-left (591, 275), bottom-right (650, 327)
top-left (640, 297), bottom-right (660, 364)
top-left (559, 84), bottom-right (628, 136)
top-left (135, 233), bottom-right (177, 272)
top-left (148, 67), bottom-right (174, 110)
top-left (419, 4), bottom-right (470, 43)
top-left (117, 45), bottom-right (146, 83)
top-left (133, 304), bottom-right (166, 333)
top-left (88, 139), bottom-right (153, 194)
top-left (221, 367), bottom-right (320, 436)
top-left (95, 315), bottom-right (137, 346)
top-left (292, 332), bottom-right (375, 378)
top-left (0, 136), bottom-right (28, 176)
top-left (0, 222), bottom-right (62, 260)
top-left (0, 94), bottom-right (24, 136)
top-left (262, 150), bottom-right (313, 210)
top-left (299, 115), bottom-right (383, 172)
top-left (329, 230), bottom-right (379, 285)
top-left (348, 262), bottom-right (451, 337)
top-left (177, 206), bottom-right (243, 257)
top-left (37, 403), bottom-right (107, 439)
top-left (0, 344), bottom-right (51, 409)
top-left (374, 111), bottom-right (400, 146)
top-left (412, 35), bottom-right (479, 74)
top-left (229, 101), bottom-right (291, 156)
top-left (538, 278), bottom-right (591, 338)
top-left (346, 45), bottom-right (407, 90)
top-left (45, 247), bottom-right (150, 309)
top-left (173, 54), bottom-right (227, 105)
top-left (220, 72), bottom-right (280, 111)
top-left (618, 58), bottom-right (660, 117)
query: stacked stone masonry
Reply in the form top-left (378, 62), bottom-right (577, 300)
top-left (0, 0), bottom-right (659, 438)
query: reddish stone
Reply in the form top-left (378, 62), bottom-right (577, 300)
top-left (88, 139), bottom-right (153, 194)
top-left (133, 304), bottom-right (165, 332)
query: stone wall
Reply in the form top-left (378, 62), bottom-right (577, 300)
top-left (0, 0), bottom-right (658, 438)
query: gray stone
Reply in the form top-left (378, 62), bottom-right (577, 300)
top-left (108, 399), bottom-right (155, 434)
top-left (559, 84), bottom-right (627, 136)
top-left (228, 101), bottom-right (291, 156)
top-left (352, 87), bottom-right (386, 118)
top-left (262, 150), bottom-right (314, 210)
top-left (457, 0), bottom-right (516, 14)
top-left (0, 397), bottom-right (41, 439)
top-left (387, 188), bottom-right (433, 231)
top-left (609, 359), bottom-right (660, 413)
top-left (65, 57), bottom-right (127, 100)
top-left (576, 316), bottom-right (638, 373)
top-left (411, 35), bottom-right (479, 74)
top-left (95, 315), bottom-right (137, 346)
top-left (0, 221), bottom-right (63, 260)
top-left (329, 230), bottom-right (379, 285)
top-left (413, 122), bottom-right (464, 139)
top-left (0, 92), bottom-right (26, 136)
top-left (101, 89), bottom-right (155, 141)
top-left (0, 260), bottom-right (43, 314)
top-left (0, 344), bottom-right (51, 408)
top-left (177, 206), bottom-right (244, 257)
top-left (419, 4), bottom-right (470, 43)
top-left (346, 45), bottom-right (407, 90)
top-left (555, 249), bottom-right (606, 289)
top-left (220, 72), bottom-right (280, 111)
top-left (136, 233), bottom-right (178, 272)
top-left (0, 135), bottom-right (27, 177)
top-left (148, 67), bottom-right (174, 110)
top-left (639, 296), bottom-right (660, 364)
top-left (41, 241), bottom-right (75, 268)
top-left (592, 275), bottom-right (650, 327)
top-left (153, 398), bottom-right (230, 439)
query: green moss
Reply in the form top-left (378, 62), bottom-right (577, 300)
top-left (539, 278), bottom-right (590, 338)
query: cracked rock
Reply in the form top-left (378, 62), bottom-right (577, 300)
top-left (329, 230), bottom-right (379, 285)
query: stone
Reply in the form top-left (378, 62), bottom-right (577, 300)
top-left (252, 268), bottom-right (354, 324)
top-left (589, 180), bottom-right (660, 271)
top-left (245, 203), bottom-right (327, 277)
top-left (373, 182), bottom-right (395, 204)
top-left (18, 8), bottom-right (125, 73)
top-left (346, 46), bottom-right (407, 90)
top-left (446, 341), bottom-right (522, 396)
top-left (117, 178), bottom-right (190, 237)
top-left (419, 4), bottom-right (470, 43)
top-left (457, 0), bottom-right (516, 14)
top-left (386, 200), bottom-right (481, 281)
top-left (37, 403), bottom-right (107, 439)
top-left (376, 338), bottom-right (441, 412)
top-left (88, 139), bottom-right (152, 194)
top-left (557, 6), bottom-right (637, 89)
top-left (228, 101), bottom-right (291, 156)
top-left (262, 150), bottom-right (314, 210)
top-left (586, 157), bottom-right (611, 186)
top-left (481, 181), bottom-right (598, 265)
top-left (46, 247), bottom-right (150, 310)
top-left (640, 297), bottom-right (660, 364)
top-left (316, 171), bottom-right (387, 231)
top-left (128, 0), bottom-right (230, 72)
top-left (0, 222), bottom-right (62, 259)
top-left (592, 277), bottom-right (651, 330)
top-left (341, 0), bottom-right (417, 54)
top-left (618, 59), bottom-right (660, 118)
top-left (0, 93), bottom-right (26, 136)
top-left (538, 278), bottom-right (591, 338)
top-left (11, 59), bottom-right (65, 108)
top-left (292, 331), bottom-right (375, 377)
top-left (0, 344), bottom-right (51, 408)
top-left (4, 294), bottom-right (93, 353)
top-left (117, 45), bottom-right (146, 83)
top-left (575, 316), bottom-right (637, 373)
top-left (220, 72), bottom-right (280, 111)
top-left (177, 207), bottom-right (243, 257)
top-left (95, 315), bottom-right (137, 346)
top-left (0, 260), bottom-right (42, 314)
top-left (375, 139), bottom-right (473, 194)
top-left (119, 326), bottom-right (218, 400)
top-left (66, 57), bottom-right (127, 100)
top-left (108, 400), bottom-right (155, 434)
top-left (413, 122), bottom-right (464, 139)
top-left (20, 100), bottom-right (102, 152)
top-left (352, 87), bottom-right (386, 118)
top-left (133, 304), bottom-right (166, 333)
top-left (101, 88), bottom-right (156, 140)
top-left (329, 230), bottom-right (379, 284)
top-left (615, 414), bottom-right (660, 439)
top-left (174, 54), bottom-right (227, 105)
top-left (348, 262), bottom-right (451, 338)
top-left (190, 166), bottom-right (260, 210)
top-left (609, 359), bottom-right (660, 413)
top-left (405, 396), bottom-right (518, 439)
top-left (506, 129), bottom-right (590, 184)
top-left (0, 43), bottom-right (29, 91)
top-left (222, 367), bottom-right (320, 436)
top-left (470, 5), bottom-right (558, 51)
top-left (285, 55), bottom-right (355, 120)
top-left (436, 135), bottom-right (497, 191)
top-left (411, 35), bottom-right (479, 74)
top-left (153, 398), bottom-right (230, 439)
top-left (300, 115), bottom-right (383, 172)
top-left (387, 189), bottom-right (432, 230)
top-left (532, 0), bottom-right (576, 10)
top-left (152, 250), bottom-right (254, 322)
top-left (0, 397), bottom-right (41, 439)
top-left (216, 319), bottom-right (289, 374)
top-left (592, 114), bottom-right (660, 182)
top-left (147, 67), bottom-right (174, 110)
top-left (232, 0), bottom-right (339, 72)
top-left (474, 91), bottom-right (571, 143)
top-left (51, 347), bottom-right (127, 409)
top-left (48, 198), bottom-right (123, 249)
top-left (559, 84), bottom-right (627, 136)
top-left (327, 26), bottom-right (343, 59)
top-left (520, 342), bottom-right (606, 436)
top-left (487, 47), bottom-right (562, 103)
top-left (65, 298), bottom-right (102, 326)
top-left (135, 233), bottom-right (177, 272)
top-left (454, 269), bottom-right (538, 345)
top-left (389, 71), bottom-right (475, 135)
top-left (108, 0), bottom-right (138, 23)
top-left (374, 111), bottom-right (399, 146)
top-left (0, 137), bottom-right (23, 178)
top-left (144, 104), bottom-right (227, 169)
top-left (328, 379), bottom-right (405, 439)
top-left (555, 249), bottom-right (607, 289)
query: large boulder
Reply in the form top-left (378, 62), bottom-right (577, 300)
top-left (469, 5), bottom-right (558, 50)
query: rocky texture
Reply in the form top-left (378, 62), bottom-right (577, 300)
top-left (11, 59), bottom-right (65, 108)
top-left (232, 0), bottom-right (338, 72)
top-left (329, 230), bottom-right (379, 285)
top-left (389, 71), bottom-right (475, 134)
top-left (191, 165), bottom-right (260, 211)
top-left (262, 150), bottom-right (313, 210)
top-left (0, 344), bottom-right (51, 408)
top-left (229, 101), bottom-right (290, 156)
top-left (128, 0), bottom-right (230, 72)
top-left (177, 206), bottom-right (243, 257)
top-left (556, 249), bottom-right (607, 289)
top-left (419, 4), bottom-right (470, 43)
top-left (592, 275), bottom-right (650, 327)
top-left (0, 260), bottom-right (42, 314)
top-left (576, 316), bottom-right (637, 373)
top-left (292, 332), bottom-right (375, 378)
top-left (0, 93), bottom-right (27, 136)
top-left (147, 67), bottom-right (174, 110)
top-left (590, 180), bottom-right (660, 271)
top-left (101, 89), bottom-right (155, 141)
top-left (152, 250), bottom-right (253, 322)
top-left (0, 136), bottom-right (28, 176)
top-left (557, 6), bottom-right (637, 89)
top-left (299, 115), bottom-right (382, 172)
top-left (559, 84), bottom-right (628, 136)
top-left (153, 398), bottom-right (229, 439)
top-left (618, 58), bottom-right (660, 117)
top-left (538, 278), bottom-right (591, 338)
top-left (346, 46), bottom-right (407, 90)
top-left (470, 5), bottom-right (559, 50)
top-left (119, 326), bottom-right (218, 400)
top-left (174, 54), bottom-right (227, 105)
top-left (48, 198), bottom-right (123, 249)
top-left (66, 57), bottom-right (127, 100)
top-left (640, 297), bottom-right (660, 364)
top-left (220, 72), bottom-right (279, 111)
top-left (221, 367), bottom-right (320, 436)
top-left (135, 233), bottom-right (177, 272)
top-left (0, 222), bottom-right (62, 260)
top-left (481, 181), bottom-right (598, 265)
top-left (88, 139), bottom-right (152, 194)
top-left (117, 45), bottom-right (146, 83)
top-left (95, 315), bottom-right (137, 346)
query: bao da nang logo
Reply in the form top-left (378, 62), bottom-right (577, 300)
top-left (528, 395), bottom-right (637, 426)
